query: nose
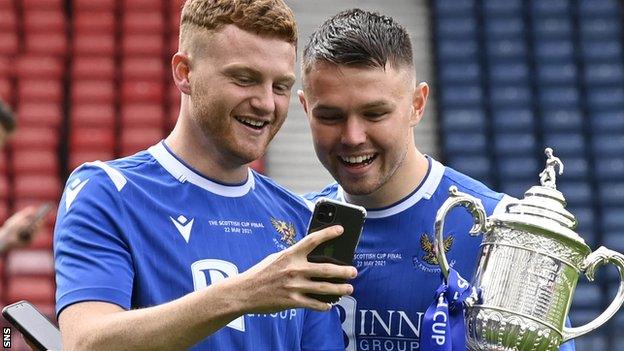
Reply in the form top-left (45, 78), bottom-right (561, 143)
top-left (249, 85), bottom-right (275, 117)
top-left (340, 116), bottom-right (367, 147)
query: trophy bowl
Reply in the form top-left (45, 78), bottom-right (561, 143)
top-left (434, 149), bottom-right (624, 351)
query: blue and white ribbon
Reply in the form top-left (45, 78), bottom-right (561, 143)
top-left (420, 269), bottom-right (481, 351)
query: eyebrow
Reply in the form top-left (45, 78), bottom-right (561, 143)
top-left (359, 100), bottom-right (393, 110)
top-left (222, 64), bottom-right (296, 84)
top-left (311, 105), bottom-right (344, 114)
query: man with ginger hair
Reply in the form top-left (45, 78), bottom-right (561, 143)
top-left (53, 1), bottom-right (353, 349)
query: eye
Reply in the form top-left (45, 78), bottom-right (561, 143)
top-left (234, 75), bottom-right (255, 86)
top-left (363, 111), bottom-right (388, 119)
top-left (273, 83), bottom-right (292, 95)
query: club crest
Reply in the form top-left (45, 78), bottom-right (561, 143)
top-left (420, 233), bottom-right (454, 265)
top-left (270, 218), bottom-right (297, 246)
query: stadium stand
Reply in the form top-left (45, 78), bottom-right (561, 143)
top-left (433, 0), bottom-right (624, 348)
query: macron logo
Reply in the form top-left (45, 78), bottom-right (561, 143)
top-left (170, 215), bottom-right (194, 243)
top-left (65, 178), bottom-right (89, 211)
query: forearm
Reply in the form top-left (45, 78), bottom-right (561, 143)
top-left (63, 275), bottom-right (252, 351)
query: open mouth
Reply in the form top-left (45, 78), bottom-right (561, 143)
top-left (235, 116), bottom-right (269, 130)
top-left (339, 154), bottom-right (378, 167)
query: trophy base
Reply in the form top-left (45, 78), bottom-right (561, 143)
top-left (466, 306), bottom-right (562, 351)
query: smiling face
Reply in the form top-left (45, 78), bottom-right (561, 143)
top-left (300, 62), bottom-right (428, 198)
top-left (185, 24), bottom-right (296, 165)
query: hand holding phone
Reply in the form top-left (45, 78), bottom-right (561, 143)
top-left (307, 198), bottom-right (366, 303)
top-left (18, 203), bottom-right (53, 242)
top-left (2, 300), bottom-right (63, 351)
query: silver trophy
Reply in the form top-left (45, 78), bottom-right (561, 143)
top-left (434, 148), bottom-right (624, 351)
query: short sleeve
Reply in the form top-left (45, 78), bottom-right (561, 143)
top-left (54, 164), bottom-right (134, 317)
top-left (301, 307), bottom-right (345, 351)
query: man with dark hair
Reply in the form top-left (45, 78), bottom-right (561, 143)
top-left (300, 9), bottom-right (574, 351)
top-left (0, 100), bottom-right (45, 253)
top-left (53, 1), bottom-right (353, 350)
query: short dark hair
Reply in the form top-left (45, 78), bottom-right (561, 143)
top-left (302, 9), bottom-right (413, 75)
top-left (0, 101), bottom-right (15, 134)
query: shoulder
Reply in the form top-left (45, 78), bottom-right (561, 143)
top-left (436, 163), bottom-right (509, 214)
top-left (302, 183), bottom-right (340, 203)
top-left (62, 151), bottom-right (155, 212)
top-left (252, 171), bottom-right (314, 212)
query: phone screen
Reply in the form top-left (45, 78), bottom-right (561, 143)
top-left (2, 301), bottom-right (63, 351)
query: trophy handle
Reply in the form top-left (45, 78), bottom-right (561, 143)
top-left (434, 186), bottom-right (489, 279)
top-left (562, 246), bottom-right (624, 342)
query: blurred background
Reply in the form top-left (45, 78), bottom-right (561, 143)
top-left (0, 0), bottom-right (623, 349)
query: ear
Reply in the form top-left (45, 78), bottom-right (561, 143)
top-left (410, 82), bottom-right (429, 127)
top-left (297, 89), bottom-right (309, 115)
top-left (172, 52), bottom-right (191, 95)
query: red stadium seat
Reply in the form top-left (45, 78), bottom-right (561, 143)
top-left (123, 11), bottom-right (164, 35)
top-left (25, 33), bottom-right (68, 56)
top-left (10, 128), bottom-right (59, 150)
top-left (122, 34), bottom-right (164, 56)
top-left (120, 127), bottom-right (164, 155)
top-left (70, 128), bottom-right (115, 151)
top-left (23, 10), bottom-right (66, 32)
top-left (13, 175), bottom-right (61, 201)
top-left (69, 150), bottom-right (114, 170)
top-left (73, 0), bottom-right (115, 11)
top-left (70, 103), bottom-right (115, 128)
top-left (30, 226), bottom-right (53, 250)
top-left (72, 80), bottom-right (115, 104)
top-left (16, 55), bottom-right (64, 78)
top-left (6, 277), bottom-right (55, 304)
top-left (0, 57), bottom-right (8, 77)
top-left (0, 32), bottom-right (18, 55)
top-left (121, 80), bottom-right (163, 103)
top-left (73, 11), bottom-right (115, 34)
top-left (72, 57), bottom-right (115, 79)
top-left (0, 78), bottom-right (11, 102)
top-left (17, 102), bottom-right (63, 127)
top-left (7, 250), bottom-right (54, 276)
top-left (73, 33), bottom-right (115, 55)
top-left (18, 79), bottom-right (63, 103)
top-left (122, 57), bottom-right (164, 80)
top-left (0, 151), bottom-right (7, 173)
top-left (123, 0), bottom-right (162, 11)
top-left (12, 150), bottom-right (59, 175)
top-left (0, 174), bottom-right (8, 199)
top-left (121, 103), bottom-right (164, 128)
top-left (0, 202), bottom-right (7, 222)
top-left (21, 0), bottom-right (62, 10)
top-left (0, 8), bottom-right (17, 30)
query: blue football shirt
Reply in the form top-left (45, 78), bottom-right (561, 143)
top-left (54, 141), bottom-right (344, 351)
top-left (305, 157), bottom-right (575, 351)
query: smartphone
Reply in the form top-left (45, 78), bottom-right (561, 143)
top-left (2, 300), bottom-right (63, 351)
top-left (19, 203), bottom-right (53, 242)
top-left (306, 198), bottom-right (366, 303)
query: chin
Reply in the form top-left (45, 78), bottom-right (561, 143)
top-left (339, 179), bottom-right (382, 196)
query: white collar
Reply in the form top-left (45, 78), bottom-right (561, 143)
top-left (148, 141), bottom-right (255, 197)
top-left (337, 158), bottom-right (445, 218)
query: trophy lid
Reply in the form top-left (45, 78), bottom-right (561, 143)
top-left (491, 148), bottom-right (590, 250)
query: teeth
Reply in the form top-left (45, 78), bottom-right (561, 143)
top-left (342, 154), bottom-right (375, 164)
top-left (238, 117), bottom-right (265, 127)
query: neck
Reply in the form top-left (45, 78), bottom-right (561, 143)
top-left (345, 146), bottom-right (429, 209)
top-left (165, 108), bottom-right (249, 184)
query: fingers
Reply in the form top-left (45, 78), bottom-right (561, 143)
top-left (294, 225), bottom-right (343, 254)
top-left (304, 262), bottom-right (357, 280)
top-left (299, 280), bottom-right (354, 297)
